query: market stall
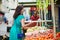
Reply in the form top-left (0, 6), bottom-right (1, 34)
top-left (23, 0), bottom-right (60, 40)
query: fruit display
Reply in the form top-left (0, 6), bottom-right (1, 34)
top-left (26, 26), bottom-right (47, 32)
top-left (24, 26), bottom-right (60, 40)
top-left (56, 32), bottom-right (60, 40)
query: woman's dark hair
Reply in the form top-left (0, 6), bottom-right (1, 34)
top-left (0, 11), bottom-right (4, 15)
top-left (13, 5), bottom-right (23, 19)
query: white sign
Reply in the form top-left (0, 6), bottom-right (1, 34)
top-left (18, 0), bottom-right (36, 2)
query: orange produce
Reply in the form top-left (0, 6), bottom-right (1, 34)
top-left (49, 34), bottom-right (53, 39)
top-left (56, 32), bottom-right (60, 37)
top-left (25, 31), bottom-right (60, 40)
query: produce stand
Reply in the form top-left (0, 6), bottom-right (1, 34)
top-left (21, 0), bottom-right (60, 40)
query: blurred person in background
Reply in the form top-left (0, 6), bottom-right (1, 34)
top-left (0, 11), bottom-right (8, 24)
top-left (0, 11), bottom-right (8, 40)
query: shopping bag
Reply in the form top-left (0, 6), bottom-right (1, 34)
top-left (17, 33), bottom-right (24, 38)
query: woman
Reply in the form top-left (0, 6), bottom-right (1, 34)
top-left (9, 5), bottom-right (33, 40)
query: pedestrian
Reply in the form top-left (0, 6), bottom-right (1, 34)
top-left (0, 11), bottom-right (8, 24)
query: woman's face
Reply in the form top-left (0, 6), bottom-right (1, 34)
top-left (0, 14), bottom-right (3, 17)
top-left (20, 8), bottom-right (24, 14)
top-left (0, 14), bottom-right (4, 21)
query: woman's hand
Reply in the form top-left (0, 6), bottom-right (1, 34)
top-left (21, 19), bottom-right (35, 30)
top-left (22, 26), bottom-right (31, 30)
